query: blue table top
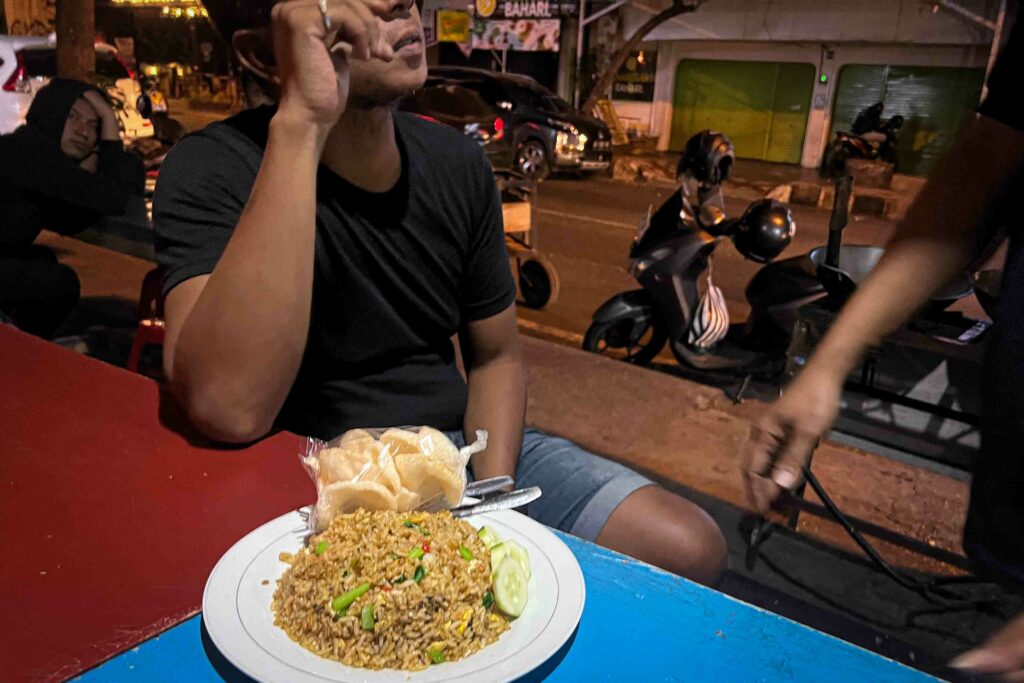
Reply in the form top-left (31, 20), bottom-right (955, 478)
top-left (75, 533), bottom-right (937, 683)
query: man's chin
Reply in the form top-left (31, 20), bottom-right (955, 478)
top-left (348, 67), bottom-right (427, 109)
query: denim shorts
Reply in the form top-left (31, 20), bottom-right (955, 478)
top-left (446, 428), bottom-right (653, 541)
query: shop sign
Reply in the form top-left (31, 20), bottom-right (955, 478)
top-left (612, 49), bottom-right (658, 102)
top-left (437, 9), bottom-right (471, 43)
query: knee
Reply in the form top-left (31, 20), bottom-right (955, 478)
top-left (597, 486), bottom-right (727, 585)
top-left (662, 498), bottom-right (728, 585)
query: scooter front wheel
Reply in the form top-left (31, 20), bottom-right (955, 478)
top-left (582, 317), bottom-right (667, 366)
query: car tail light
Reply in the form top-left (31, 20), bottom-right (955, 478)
top-left (115, 54), bottom-right (135, 80)
top-left (493, 117), bottom-right (505, 140)
top-left (3, 51), bottom-right (29, 93)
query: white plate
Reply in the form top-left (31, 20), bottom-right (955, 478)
top-left (203, 508), bottom-right (585, 683)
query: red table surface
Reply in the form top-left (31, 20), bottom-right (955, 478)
top-left (0, 327), bottom-right (314, 682)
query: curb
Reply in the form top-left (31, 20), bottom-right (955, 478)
top-left (611, 153), bottom-right (923, 219)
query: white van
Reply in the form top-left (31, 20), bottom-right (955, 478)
top-left (0, 35), bottom-right (154, 140)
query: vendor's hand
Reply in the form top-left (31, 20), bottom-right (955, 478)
top-left (952, 612), bottom-right (1024, 681)
top-left (741, 366), bottom-right (843, 513)
top-left (271, 0), bottom-right (394, 132)
top-left (81, 89), bottom-right (120, 141)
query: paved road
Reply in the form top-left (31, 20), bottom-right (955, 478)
top-left (518, 177), bottom-right (897, 345)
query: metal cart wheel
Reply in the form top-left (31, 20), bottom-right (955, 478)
top-left (517, 256), bottom-right (559, 310)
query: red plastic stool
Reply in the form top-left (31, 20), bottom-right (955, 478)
top-left (127, 266), bottom-right (166, 374)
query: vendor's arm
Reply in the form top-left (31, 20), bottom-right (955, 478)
top-left (742, 113), bottom-right (1024, 512)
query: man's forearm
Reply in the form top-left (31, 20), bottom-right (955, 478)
top-left (464, 357), bottom-right (526, 481)
top-left (171, 115), bottom-right (325, 440)
top-left (807, 115), bottom-right (1024, 381)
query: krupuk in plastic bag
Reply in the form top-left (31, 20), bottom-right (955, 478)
top-left (300, 426), bottom-right (488, 531)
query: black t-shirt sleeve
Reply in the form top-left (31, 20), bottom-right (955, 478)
top-left (978, 14), bottom-right (1023, 132)
top-left (153, 132), bottom-right (256, 296)
top-left (459, 152), bottom-right (517, 322)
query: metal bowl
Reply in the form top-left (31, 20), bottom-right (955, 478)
top-left (808, 245), bottom-right (972, 311)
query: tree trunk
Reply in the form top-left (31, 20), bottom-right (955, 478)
top-left (56, 0), bottom-right (95, 82)
top-left (582, 0), bottom-right (704, 115)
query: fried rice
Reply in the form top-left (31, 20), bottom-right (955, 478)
top-left (272, 509), bottom-right (511, 670)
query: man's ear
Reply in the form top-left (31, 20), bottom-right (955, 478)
top-left (233, 28), bottom-right (279, 85)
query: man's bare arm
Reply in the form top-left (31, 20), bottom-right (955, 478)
top-left (162, 0), bottom-right (394, 443)
top-left (460, 306), bottom-right (525, 481)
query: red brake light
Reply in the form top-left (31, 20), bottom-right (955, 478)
top-left (3, 52), bottom-right (28, 93)
top-left (493, 117), bottom-right (505, 140)
top-left (116, 54), bottom-right (135, 80)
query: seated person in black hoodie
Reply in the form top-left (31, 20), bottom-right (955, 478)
top-left (0, 78), bottom-right (144, 338)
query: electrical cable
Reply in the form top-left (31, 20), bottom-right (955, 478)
top-left (800, 465), bottom-right (1002, 609)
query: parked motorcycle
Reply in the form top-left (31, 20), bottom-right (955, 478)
top-left (584, 130), bottom-right (981, 380)
top-left (583, 131), bottom-right (807, 373)
top-left (824, 102), bottom-right (904, 178)
top-left (136, 76), bottom-right (185, 145)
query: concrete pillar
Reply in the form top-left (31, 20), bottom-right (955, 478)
top-left (800, 47), bottom-right (837, 169)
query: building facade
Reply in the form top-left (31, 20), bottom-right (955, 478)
top-left (609, 0), bottom-right (999, 174)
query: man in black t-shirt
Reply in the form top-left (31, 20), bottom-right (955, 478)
top-left (742, 13), bottom-right (1024, 677)
top-left (154, 0), bottom-right (726, 584)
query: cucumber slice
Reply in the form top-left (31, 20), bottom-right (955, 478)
top-left (489, 541), bottom-right (508, 573)
top-left (492, 555), bottom-right (528, 617)
top-left (477, 526), bottom-right (502, 549)
top-left (501, 540), bottom-right (531, 580)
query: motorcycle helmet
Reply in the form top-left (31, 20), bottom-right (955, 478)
top-left (732, 199), bottom-right (795, 263)
top-left (677, 130), bottom-right (735, 185)
top-left (885, 114), bottom-right (905, 132)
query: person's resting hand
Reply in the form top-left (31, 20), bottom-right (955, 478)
top-left (952, 612), bottom-right (1024, 681)
top-left (79, 151), bottom-right (98, 173)
top-left (741, 365), bottom-right (844, 513)
top-left (81, 89), bottom-right (120, 141)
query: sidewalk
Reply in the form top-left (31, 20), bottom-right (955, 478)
top-left (613, 150), bottom-right (925, 219)
top-left (33, 230), bottom-right (1022, 672)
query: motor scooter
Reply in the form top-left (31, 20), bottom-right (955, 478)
top-left (583, 169), bottom-right (809, 373)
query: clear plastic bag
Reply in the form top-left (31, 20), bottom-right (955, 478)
top-left (300, 427), bottom-right (488, 532)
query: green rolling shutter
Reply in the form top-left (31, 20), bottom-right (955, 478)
top-left (670, 59), bottom-right (815, 164)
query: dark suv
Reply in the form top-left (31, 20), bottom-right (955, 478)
top-left (397, 80), bottom-right (515, 170)
top-left (425, 67), bottom-right (613, 180)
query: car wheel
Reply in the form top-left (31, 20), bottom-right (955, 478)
top-left (515, 140), bottom-right (551, 181)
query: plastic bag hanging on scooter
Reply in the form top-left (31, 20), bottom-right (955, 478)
top-left (688, 254), bottom-right (730, 349)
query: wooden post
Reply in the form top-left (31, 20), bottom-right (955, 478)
top-left (56, 0), bottom-right (96, 82)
